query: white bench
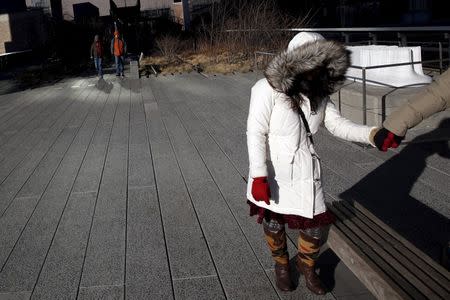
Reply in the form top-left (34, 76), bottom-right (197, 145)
top-left (346, 45), bottom-right (432, 87)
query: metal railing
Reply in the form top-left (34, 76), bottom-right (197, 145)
top-left (345, 58), bottom-right (449, 125)
top-left (254, 50), bottom-right (449, 125)
top-left (250, 27), bottom-right (450, 125)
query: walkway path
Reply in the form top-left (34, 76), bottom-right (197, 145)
top-left (0, 72), bottom-right (448, 299)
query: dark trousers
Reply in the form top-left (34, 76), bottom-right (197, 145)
top-left (115, 56), bottom-right (124, 75)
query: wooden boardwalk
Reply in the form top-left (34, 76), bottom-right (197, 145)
top-left (0, 73), bottom-right (448, 300)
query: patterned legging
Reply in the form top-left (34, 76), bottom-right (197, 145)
top-left (263, 219), bottom-right (326, 266)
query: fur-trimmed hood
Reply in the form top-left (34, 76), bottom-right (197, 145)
top-left (264, 40), bottom-right (351, 97)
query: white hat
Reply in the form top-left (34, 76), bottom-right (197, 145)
top-left (287, 32), bottom-right (325, 51)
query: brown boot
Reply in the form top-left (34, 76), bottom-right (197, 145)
top-left (297, 229), bottom-right (327, 295)
top-left (275, 263), bottom-right (294, 291)
top-left (296, 256), bottom-right (326, 295)
top-left (263, 219), bottom-right (294, 292)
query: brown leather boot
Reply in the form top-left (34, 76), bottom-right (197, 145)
top-left (275, 263), bottom-right (294, 292)
top-left (296, 255), bottom-right (326, 295)
top-left (263, 219), bottom-right (294, 292)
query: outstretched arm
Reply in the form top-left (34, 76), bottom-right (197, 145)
top-left (383, 69), bottom-right (450, 136)
top-left (323, 99), bottom-right (377, 145)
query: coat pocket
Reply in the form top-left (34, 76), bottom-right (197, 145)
top-left (272, 153), bottom-right (295, 185)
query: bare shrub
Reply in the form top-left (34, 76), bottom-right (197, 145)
top-left (156, 35), bottom-right (182, 61)
top-left (142, 0), bottom-right (313, 74)
top-left (197, 0), bottom-right (312, 56)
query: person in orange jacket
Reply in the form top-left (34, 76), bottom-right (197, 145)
top-left (90, 35), bottom-right (103, 78)
top-left (111, 30), bottom-right (127, 77)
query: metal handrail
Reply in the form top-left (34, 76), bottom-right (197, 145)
top-left (350, 58), bottom-right (449, 125)
top-left (226, 26), bottom-right (450, 33)
top-left (285, 27), bottom-right (450, 32)
top-left (350, 59), bottom-right (445, 70)
top-left (254, 49), bottom-right (449, 125)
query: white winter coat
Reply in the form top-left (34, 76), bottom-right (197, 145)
top-left (246, 35), bottom-right (375, 218)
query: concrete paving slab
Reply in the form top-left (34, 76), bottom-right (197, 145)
top-left (335, 293), bottom-right (375, 300)
top-left (78, 285), bottom-right (123, 300)
top-left (126, 187), bottom-right (173, 300)
top-left (30, 192), bottom-right (97, 300)
top-left (158, 81), bottom-right (298, 297)
top-left (80, 86), bottom-right (128, 288)
top-left (0, 87), bottom-right (52, 134)
top-left (0, 83), bottom-right (91, 203)
top-left (173, 276), bottom-right (225, 300)
top-left (0, 291), bottom-right (31, 300)
top-left (72, 81), bottom-right (119, 194)
top-left (0, 88), bottom-right (105, 293)
top-left (0, 73), bottom-right (446, 299)
top-left (0, 79), bottom-right (89, 163)
top-left (143, 79), bottom-right (217, 280)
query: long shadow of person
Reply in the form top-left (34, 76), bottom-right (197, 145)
top-left (339, 118), bottom-right (450, 268)
top-left (95, 77), bottom-right (113, 94)
top-left (118, 77), bottom-right (141, 94)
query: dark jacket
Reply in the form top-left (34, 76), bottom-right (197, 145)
top-left (90, 40), bottom-right (103, 58)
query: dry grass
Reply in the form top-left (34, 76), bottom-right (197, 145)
top-left (141, 50), bottom-right (253, 75)
top-left (140, 0), bottom-right (309, 75)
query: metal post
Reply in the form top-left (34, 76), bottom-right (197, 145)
top-left (397, 32), bottom-right (407, 46)
top-left (338, 89), bottom-right (342, 113)
top-left (182, 0), bottom-right (191, 31)
top-left (342, 33), bottom-right (350, 44)
top-left (439, 42), bottom-right (443, 74)
top-left (369, 32), bottom-right (377, 45)
top-left (254, 52), bottom-right (257, 70)
top-left (446, 33), bottom-right (450, 68)
top-left (362, 68), bottom-right (367, 125)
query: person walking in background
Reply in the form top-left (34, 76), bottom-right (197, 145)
top-left (111, 30), bottom-right (127, 77)
top-left (246, 32), bottom-right (380, 294)
top-left (90, 35), bottom-right (103, 78)
top-left (374, 68), bottom-right (450, 151)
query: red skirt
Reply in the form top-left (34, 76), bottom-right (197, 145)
top-left (248, 200), bottom-right (335, 230)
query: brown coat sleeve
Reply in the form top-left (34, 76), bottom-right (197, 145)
top-left (383, 69), bottom-right (450, 136)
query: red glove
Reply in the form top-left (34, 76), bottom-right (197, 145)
top-left (374, 128), bottom-right (404, 152)
top-left (251, 177), bottom-right (270, 205)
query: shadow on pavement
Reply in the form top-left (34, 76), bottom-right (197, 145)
top-left (340, 118), bottom-right (450, 268)
top-left (117, 77), bottom-right (141, 93)
top-left (95, 77), bottom-right (113, 94)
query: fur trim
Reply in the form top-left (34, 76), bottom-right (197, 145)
top-left (264, 40), bottom-right (351, 95)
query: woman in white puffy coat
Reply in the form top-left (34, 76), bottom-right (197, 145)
top-left (246, 32), bottom-right (378, 294)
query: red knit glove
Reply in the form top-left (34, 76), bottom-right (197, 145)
top-left (374, 128), bottom-right (404, 152)
top-left (251, 177), bottom-right (270, 205)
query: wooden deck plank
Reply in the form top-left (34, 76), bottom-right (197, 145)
top-left (329, 204), bottom-right (428, 299)
top-left (314, 131), bottom-right (449, 264)
top-left (336, 201), bottom-right (449, 298)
